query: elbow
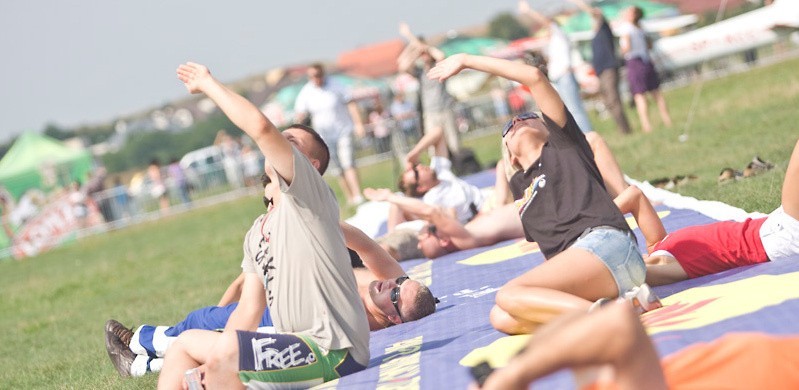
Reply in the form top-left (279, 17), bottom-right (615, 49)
top-left (525, 67), bottom-right (548, 88)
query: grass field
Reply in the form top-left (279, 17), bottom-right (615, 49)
top-left (1, 57), bottom-right (798, 389)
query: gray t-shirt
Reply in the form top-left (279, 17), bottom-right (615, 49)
top-left (241, 147), bottom-right (370, 365)
top-left (417, 66), bottom-right (454, 113)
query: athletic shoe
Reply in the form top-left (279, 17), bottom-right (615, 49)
top-left (623, 284), bottom-right (662, 315)
top-left (105, 319), bottom-right (136, 377)
top-left (105, 319), bottom-right (133, 346)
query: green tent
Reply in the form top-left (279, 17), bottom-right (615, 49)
top-left (0, 132), bottom-right (93, 200)
top-left (438, 36), bottom-right (509, 57)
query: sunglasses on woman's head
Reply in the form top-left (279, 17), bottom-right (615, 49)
top-left (502, 112), bottom-right (540, 138)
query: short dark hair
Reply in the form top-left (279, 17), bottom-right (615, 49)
top-left (402, 283), bottom-right (437, 322)
top-left (397, 175), bottom-right (421, 198)
top-left (286, 123), bottom-right (330, 175)
top-left (309, 62), bottom-right (325, 74)
top-left (631, 6), bottom-right (644, 24)
top-left (522, 51), bottom-right (548, 77)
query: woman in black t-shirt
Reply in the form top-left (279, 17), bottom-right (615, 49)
top-left (429, 54), bottom-right (650, 334)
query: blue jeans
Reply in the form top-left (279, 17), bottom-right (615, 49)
top-left (553, 72), bottom-right (594, 133)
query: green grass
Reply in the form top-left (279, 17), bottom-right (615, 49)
top-left (1, 57), bottom-right (798, 388)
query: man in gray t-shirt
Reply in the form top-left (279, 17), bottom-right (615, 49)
top-left (159, 62), bottom-right (369, 389)
top-left (397, 22), bottom-right (460, 153)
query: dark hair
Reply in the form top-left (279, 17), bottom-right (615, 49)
top-left (285, 123), bottom-right (330, 175)
top-left (403, 283), bottom-right (437, 322)
top-left (309, 62), bottom-right (325, 74)
top-left (397, 175), bottom-right (421, 198)
top-left (149, 159), bottom-right (160, 166)
top-left (523, 51), bottom-right (548, 77)
top-left (631, 6), bottom-right (644, 24)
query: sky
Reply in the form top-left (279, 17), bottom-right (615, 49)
top-left (0, 0), bottom-right (565, 143)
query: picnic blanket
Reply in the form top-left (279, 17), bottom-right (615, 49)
top-left (334, 171), bottom-right (799, 389)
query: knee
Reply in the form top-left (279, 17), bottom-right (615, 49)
top-left (489, 304), bottom-right (517, 334)
top-left (495, 285), bottom-right (521, 313)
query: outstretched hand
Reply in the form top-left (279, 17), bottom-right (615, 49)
top-left (518, 0), bottom-right (531, 15)
top-left (176, 62), bottom-right (214, 94)
top-left (399, 22), bottom-right (413, 39)
top-left (364, 188), bottom-right (393, 202)
top-left (427, 54), bottom-right (468, 83)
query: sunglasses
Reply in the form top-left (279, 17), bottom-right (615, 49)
top-left (390, 276), bottom-right (410, 322)
top-left (502, 112), bottom-right (540, 138)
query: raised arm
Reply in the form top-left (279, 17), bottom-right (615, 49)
top-left (399, 22), bottom-right (445, 62)
top-left (518, 0), bottom-right (553, 27)
top-left (566, 0), bottom-right (603, 22)
top-left (429, 54), bottom-right (568, 127)
top-left (177, 62), bottom-right (296, 183)
top-left (340, 221), bottom-right (405, 280)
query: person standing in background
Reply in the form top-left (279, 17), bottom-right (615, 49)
top-left (618, 6), bottom-right (672, 133)
top-left (295, 63), bottom-right (367, 206)
top-left (568, 0), bottom-right (632, 135)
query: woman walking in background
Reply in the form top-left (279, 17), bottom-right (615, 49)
top-left (619, 6), bottom-right (672, 133)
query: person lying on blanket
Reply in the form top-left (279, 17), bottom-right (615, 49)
top-left (365, 114), bottom-right (487, 261)
top-left (104, 221), bottom-right (437, 378)
top-left (364, 189), bottom-right (524, 259)
top-left (614, 139), bottom-right (799, 286)
top-left (472, 300), bottom-right (799, 390)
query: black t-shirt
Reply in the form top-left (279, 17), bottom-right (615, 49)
top-left (591, 18), bottom-right (619, 75)
top-left (509, 110), bottom-right (629, 259)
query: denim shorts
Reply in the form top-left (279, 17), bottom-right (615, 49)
top-left (571, 226), bottom-right (646, 295)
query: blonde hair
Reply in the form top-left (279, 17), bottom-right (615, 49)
top-left (501, 137), bottom-right (522, 182)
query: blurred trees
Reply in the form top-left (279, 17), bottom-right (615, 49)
top-left (488, 13), bottom-right (530, 41)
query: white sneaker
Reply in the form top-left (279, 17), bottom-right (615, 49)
top-left (623, 283), bottom-right (662, 315)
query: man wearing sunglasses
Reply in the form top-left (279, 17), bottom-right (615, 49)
top-left (155, 62), bottom-right (369, 389)
top-left (105, 221), bottom-right (437, 377)
top-left (364, 101), bottom-right (486, 261)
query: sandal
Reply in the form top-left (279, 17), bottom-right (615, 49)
top-left (718, 167), bottom-right (743, 184)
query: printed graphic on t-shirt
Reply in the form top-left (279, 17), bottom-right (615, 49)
top-left (515, 174), bottom-right (546, 217)
top-left (254, 229), bottom-right (275, 307)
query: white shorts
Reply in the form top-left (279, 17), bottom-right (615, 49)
top-left (324, 134), bottom-right (356, 175)
top-left (760, 206), bottom-right (799, 261)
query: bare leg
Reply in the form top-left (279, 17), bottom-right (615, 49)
top-left (337, 175), bottom-right (353, 203)
top-left (633, 94), bottom-right (652, 133)
top-left (645, 259), bottom-right (689, 286)
top-left (651, 90), bottom-right (672, 128)
top-left (492, 286), bottom-right (591, 334)
top-left (490, 247), bottom-right (618, 334)
top-left (613, 186), bottom-right (666, 253)
top-left (782, 139), bottom-right (799, 219)
top-left (481, 301), bottom-right (668, 390)
top-left (158, 329), bottom-right (222, 389)
top-left (585, 132), bottom-right (628, 197)
top-left (203, 330), bottom-right (245, 389)
top-left (343, 167), bottom-right (363, 202)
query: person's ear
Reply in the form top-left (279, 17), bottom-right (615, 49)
top-left (437, 237), bottom-right (451, 248)
top-left (387, 313), bottom-right (402, 325)
top-left (310, 158), bottom-right (321, 171)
